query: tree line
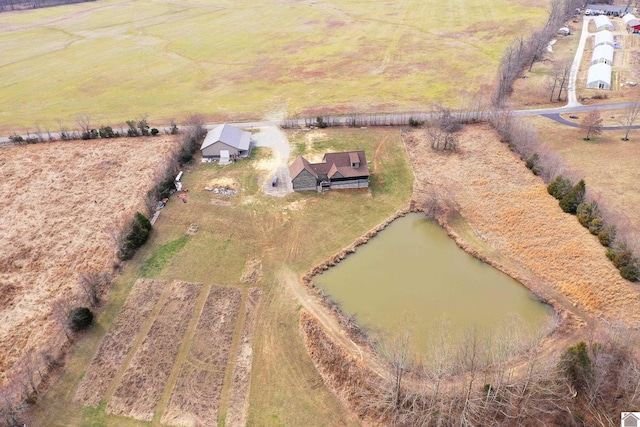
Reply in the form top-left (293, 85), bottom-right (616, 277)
top-left (0, 0), bottom-right (93, 12)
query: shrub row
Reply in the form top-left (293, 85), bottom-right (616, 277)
top-left (117, 212), bottom-right (152, 261)
top-left (547, 176), bottom-right (638, 282)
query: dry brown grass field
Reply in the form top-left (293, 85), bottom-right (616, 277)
top-left (532, 115), bottom-right (640, 247)
top-left (404, 124), bottom-right (640, 326)
top-left (0, 136), bottom-right (175, 392)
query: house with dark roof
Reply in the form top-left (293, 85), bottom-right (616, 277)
top-left (289, 151), bottom-right (370, 192)
top-left (200, 124), bottom-right (252, 159)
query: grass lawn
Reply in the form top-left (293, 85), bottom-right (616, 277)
top-left (27, 127), bottom-right (413, 426)
top-left (0, 0), bottom-right (550, 132)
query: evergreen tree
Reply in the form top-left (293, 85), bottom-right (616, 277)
top-left (559, 180), bottom-right (585, 214)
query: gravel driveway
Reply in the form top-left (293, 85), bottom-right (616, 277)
top-left (251, 126), bottom-right (294, 196)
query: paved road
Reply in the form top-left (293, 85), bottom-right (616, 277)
top-left (541, 112), bottom-right (640, 130)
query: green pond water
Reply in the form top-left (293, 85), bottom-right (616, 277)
top-left (314, 213), bottom-right (553, 353)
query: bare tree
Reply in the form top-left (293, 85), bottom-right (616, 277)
top-left (619, 101), bottom-right (640, 140)
top-left (580, 110), bottom-right (603, 140)
top-left (77, 269), bottom-right (109, 308)
top-left (527, 27), bottom-right (554, 71)
top-left (425, 106), bottom-right (461, 152)
top-left (51, 296), bottom-right (75, 341)
top-left (547, 68), bottom-right (561, 102)
top-left (555, 59), bottom-right (572, 102)
top-left (75, 113), bottom-right (91, 136)
top-left (493, 36), bottom-right (528, 107)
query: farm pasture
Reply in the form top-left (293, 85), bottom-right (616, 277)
top-left (0, 0), bottom-right (550, 132)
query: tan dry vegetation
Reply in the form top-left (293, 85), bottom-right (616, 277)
top-left (404, 124), bottom-right (640, 325)
top-left (74, 278), bottom-right (166, 407)
top-left (161, 285), bottom-right (242, 426)
top-left (107, 281), bottom-right (201, 421)
top-left (224, 287), bottom-right (263, 427)
top-left (532, 115), bottom-right (640, 246)
top-left (0, 136), bottom-right (175, 389)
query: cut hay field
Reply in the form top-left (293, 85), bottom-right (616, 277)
top-left (0, 136), bottom-right (174, 393)
top-left (405, 124), bottom-right (640, 326)
top-left (0, 0), bottom-right (550, 132)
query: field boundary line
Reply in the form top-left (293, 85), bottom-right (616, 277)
top-left (152, 282), bottom-right (212, 423)
top-left (216, 287), bottom-right (249, 424)
top-left (102, 281), bottom-right (173, 404)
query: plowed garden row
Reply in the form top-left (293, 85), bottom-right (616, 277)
top-left (74, 279), bottom-right (261, 426)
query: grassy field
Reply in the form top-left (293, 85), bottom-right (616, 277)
top-left (25, 127), bottom-right (413, 426)
top-left (0, 0), bottom-right (550, 132)
top-left (531, 115), bottom-right (640, 247)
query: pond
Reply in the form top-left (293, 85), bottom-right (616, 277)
top-left (313, 213), bottom-right (553, 353)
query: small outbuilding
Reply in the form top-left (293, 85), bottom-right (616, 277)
top-left (627, 18), bottom-right (640, 33)
top-left (591, 44), bottom-right (614, 65)
top-left (594, 30), bottom-right (614, 48)
top-left (586, 63), bottom-right (612, 89)
top-left (622, 13), bottom-right (637, 25)
top-left (558, 27), bottom-right (571, 36)
top-left (593, 15), bottom-right (614, 31)
top-left (200, 124), bottom-right (252, 159)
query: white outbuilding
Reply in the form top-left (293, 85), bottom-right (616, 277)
top-left (594, 30), bottom-right (614, 48)
top-left (622, 13), bottom-right (637, 25)
top-left (591, 44), bottom-right (614, 65)
top-left (594, 15), bottom-right (614, 31)
top-left (586, 63), bottom-right (612, 89)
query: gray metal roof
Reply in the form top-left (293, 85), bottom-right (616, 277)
top-left (586, 4), bottom-right (632, 14)
top-left (201, 124), bottom-right (251, 151)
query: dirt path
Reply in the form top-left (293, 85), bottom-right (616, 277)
top-left (278, 268), bottom-right (390, 381)
top-left (252, 126), bottom-right (294, 196)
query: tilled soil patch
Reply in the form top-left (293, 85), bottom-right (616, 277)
top-left (74, 278), bottom-right (166, 407)
top-left (106, 281), bottom-right (201, 421)
top-left (161, 285), bottom-right (242, 426)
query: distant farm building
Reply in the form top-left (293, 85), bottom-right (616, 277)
top-left (586, 4), bottom-right (632, 16)
top-left (591, 44), bottom-right (614, 65)
top-left (623, 14), bottom-right (640, 32)
top-left (594, 30), bottom-right (614, 48)
top-left (586, 63), bottom-right (612, 89)
top-left (289, 151), bottom-right (370, 192)
top-left (201, 124), bottom-right (252, 159)
top-left (593, 15), bottom-right (614, 31)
